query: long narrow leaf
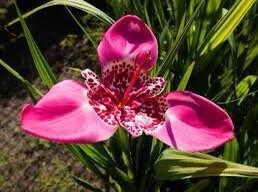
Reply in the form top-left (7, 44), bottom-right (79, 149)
top-left (65, 6), bottom-right (97, 48)
top-left (0, 58), bottom-right (43, 100)
top-left (199, 0), bottom-right (256, 55)
top-left (235, 75), bottom-right (257, 105)
top-left (72, 144), bottom-right (133, 189)
top-left (153, 0), bottom-right (167, 29)
top-left (177, 61), bottom-right (195, 90)
top-left (80, 144), bottom-right (116, 168)
top-left (72, 176), bottom-right (102, 192)
top-left (157, 0), bottom-right (204, 76)
top-left (14, 1), bottom-right (57, 88)
top-left (67, 145), bottom-right (108, 181)
top-left (243, 44), bottom-right (258, 70)
top-left (154, 148), bottom-right (258, 180)
top-left (8, 0), bottom-right (113, 27)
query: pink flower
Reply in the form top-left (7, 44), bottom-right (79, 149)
top-left (20, 15), bottom-right (234, 152)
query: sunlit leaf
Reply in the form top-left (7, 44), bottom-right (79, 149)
top-left (199, 0), bottom-right (256, 54)
top-left (154, 148), bottom-right (258, 180)
top-left (219, 138), bottom-right (239, 191)
top-left (243, 44), bottom-right (258, 70)
top-left (8, 0), bottom-right (113, 27)
top-left (235, 75), bottom-right (257, 105)
top-left (177, 61), bottom-right (195, 90)
top-left (80, 143), bottom-right (115, 168)
top-left (67, 145), bottom-right (107, 180)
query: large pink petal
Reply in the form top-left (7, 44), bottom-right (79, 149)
top-left (20, 80), bottom-right (118, 143)
top-left (98, 15), bottom-right (158, 71)
top-left (150, 91), bottom-right (234, 152)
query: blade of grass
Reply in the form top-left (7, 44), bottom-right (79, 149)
top-left (67, 145), bottom-right (107, 179)
top-left (219, 138), bottom-right (239, 191)
top-left (235, 75), bottom-right (257, 105)
top-left (8, 0), bottom-right (113, 27)
top-left (132, 1), bottom-right (144, 17)
top-left (71, 144), bottom-right (134, 190)
top-left (157, 0), bottom-right (205, 76)
top-left (243, 44), bottom-right (258, 71)
top-left (80, 144), bottom-right (116, 168)
top-left (177, 61), bottom-right (195, 90)
top-left (153, 0), bottom-right (167, 29)
top-left (72, 176), bottom-right (102, 192)
top-left (155, 148), bottom-right (258, 180)
top-left (198, 0), bottom-right (256, 55)
top-left (143, 0), bottom-right (152, 27)
top-left (171, 0), bottom-right (185, 28)
top-left (14, 0), bottom-right (57, 88)
top-left (0, 58), bottom-right (43, 101)
top-left (65, 6), bottom-right (97, 48)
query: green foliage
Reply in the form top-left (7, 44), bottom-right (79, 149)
top-left (65, 6), bottom-right (97, 48)
top-left (177, 61), bottom-right (195, 90)
top-left (199, 0), bottom-right (256, 54)
top-left (154, 148), bottom-right (258, 180)
top-left (235, 75), bottom-right (257, 105)
top-left (8, 0), bottom-right (113, 26)
top-left (0, 58), bottom-right (42, 101)
top-left (72, 176), bottom-right (102, 192)
top-left (157, 0), bottom-right (205, 76)
top-left (14, 0), bottom-right (57, 88)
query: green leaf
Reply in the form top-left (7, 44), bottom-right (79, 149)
top-left (8, 0), bottom-right (113, 27)
top-left (109, 127), bottom-right (133, 177)
top-left (72, 176), bottom-right (102, 192)
top-left (14, 1), bottom-right (57, 88)
top-left (110, 0), bottom-right (130, 18)
top-left (171, 0), bottom-right (185, 28)
top-left (0, 58), bottom-right (43, 101)
top-left (223, 138), bottom-right (239, 162)
top-left (67, 145), bottom-right (108, 181)
top-left (80, 143), bottom-right (115, 168)
top-left (206, 0), bottom-right (223, 16)
top-left (65, 6), bottom-right (97, 48)
top-left (70, 143), bottom-right (133, 190)
top-left (177, 61), bottom-right (195, 90)
top-left (131, 1), bottom-right (144, 18)
top-left (143, 0), bottom-right (151, 27)
top-left (219, 138), bottom-right (239, 191)
top-left (154, 148), bottom-right (258, 180)
top-left (157, 0), bottom-right (205, 76)
top-left (240, 104), bottom-right (258, 163)
top-left (235, 75), bottom-right (257, 105)
top-left (243, 44), bottom-right (258, 71)
top-left (199, 0), bottom-right (256, 55)
top-left (153, 0), bottom-right (167, 29)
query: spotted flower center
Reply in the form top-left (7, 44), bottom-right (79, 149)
top-left (82, 59), bottom-right (167, 137)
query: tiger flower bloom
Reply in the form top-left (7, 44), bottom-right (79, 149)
top-left (20, 15), bottom-right (234, 152)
